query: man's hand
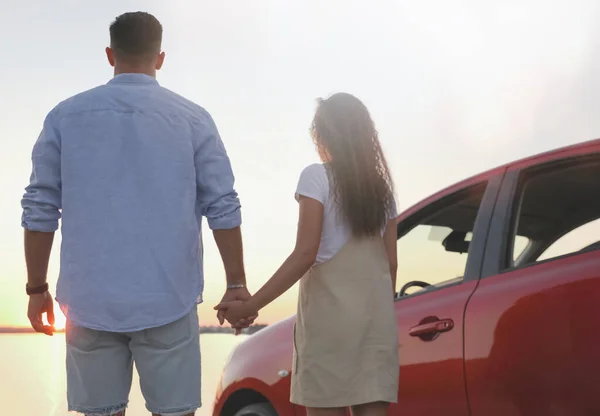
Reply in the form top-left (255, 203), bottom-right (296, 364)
top-left (214, 300), bottom-right (258, 333)
top-left (216, 288), bottom-right (258, 334)
top-left (28, 291), bottom-right (55, 336)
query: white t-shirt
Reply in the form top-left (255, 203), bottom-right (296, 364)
top-left (295, 163), bottom-right (397, 264)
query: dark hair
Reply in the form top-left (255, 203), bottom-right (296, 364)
top-left (109, 12), bottom-right (162, 61)
top-left (310, 93), bottom-right (395, 237)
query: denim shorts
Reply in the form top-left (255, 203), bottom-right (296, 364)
top-left (65, 306), bottom-right (201, 416)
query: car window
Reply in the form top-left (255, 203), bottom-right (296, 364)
top-left (538, 218), bottom-right (600, 261)
top-left (396, 183), bottom-right (486, 297)
top-left (506, 157), bottom-right (600, 268)
top-left (512, 235), bottom-right (530, 262)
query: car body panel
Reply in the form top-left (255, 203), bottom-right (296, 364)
top-left (505, 137), bottom-right (600, 171)
top-left (464, 250), bottom-right (600, 415)
top-left (212, 317), bottom-right (297, 416)
top-left (392, 281), bottom-right (475, 415)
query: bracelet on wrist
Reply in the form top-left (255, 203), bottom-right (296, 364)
top-left (226, 283), bottom-right (246, 290)
top-left (26, 282), bottom-right (49, 295)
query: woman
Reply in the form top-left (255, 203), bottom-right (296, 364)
top-left (216, 92), bottom-right (399, 416)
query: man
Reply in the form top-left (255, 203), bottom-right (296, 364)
top-left (21, 11), bottom-right (252, 416)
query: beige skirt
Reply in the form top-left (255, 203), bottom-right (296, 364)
top-left (290, 237), bottom-right (399, 408)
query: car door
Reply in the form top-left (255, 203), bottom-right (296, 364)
top-left (388, 171), bottom-right (503, 416)
top-left (465, 149), bottom-right (600, 415)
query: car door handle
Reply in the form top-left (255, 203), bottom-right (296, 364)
top-left (409, 318), bottom-right (454, 337)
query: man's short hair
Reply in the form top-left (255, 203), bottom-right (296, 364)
top-left (109, 12), bottom-right (162, 61)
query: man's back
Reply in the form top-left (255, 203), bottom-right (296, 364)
top-left (21, 13), bottom-right (250, 415)
top-left (22, 73), bottom-right (241, 331)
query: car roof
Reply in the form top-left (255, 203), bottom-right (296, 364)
top-left (396, 138), bottom-right (600, 222)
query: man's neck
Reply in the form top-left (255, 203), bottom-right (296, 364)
top-left (114, 66), bottom-right (156, 78)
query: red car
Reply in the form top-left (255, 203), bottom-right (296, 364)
top-left (213, 139), bottom-right (600, 416)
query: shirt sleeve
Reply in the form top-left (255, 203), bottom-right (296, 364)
top-left (21, 110), bottom-right (62, 232)
top-left (193, 111), bottom-right (242, 230)
top-left (295, 164), bottom-right (328, 204)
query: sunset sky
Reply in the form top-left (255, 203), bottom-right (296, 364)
top-left (2, 0), bottom-right (600, 328)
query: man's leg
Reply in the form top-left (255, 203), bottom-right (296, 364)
top-left (132, 306), bottom-right (201, 416)
top-left (65, 321), bottom-right (133, 416)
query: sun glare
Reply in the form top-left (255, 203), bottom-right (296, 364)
top-left (53, 309), bottom-right (66, 330)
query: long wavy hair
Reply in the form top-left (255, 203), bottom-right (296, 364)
top-left (310, 93), bottom-right (395, 237)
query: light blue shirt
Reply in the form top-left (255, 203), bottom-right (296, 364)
top-left (21, 73), bottom-right (241, 332)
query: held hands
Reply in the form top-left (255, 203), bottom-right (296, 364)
top-left (28, 291), bottom-right (55, 336)
top-left (214, 300), bottom-right (258, 334)
top-left (215, 288), bottom-right (258, 335)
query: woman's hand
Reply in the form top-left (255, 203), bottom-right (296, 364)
top-left (216, 287), bottom-right (256, 334)
top-left (213, 196), bottom-right (324, 334)
top-left (214, 300), bottom-right (258, 332)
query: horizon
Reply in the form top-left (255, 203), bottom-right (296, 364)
top-left (3, 0), bottom-right (600, 328)
top-left (0, 322), bottom-right (270, 331)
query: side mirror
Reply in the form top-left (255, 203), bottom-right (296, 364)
top-left (443, 231), bottom-right (470, 254)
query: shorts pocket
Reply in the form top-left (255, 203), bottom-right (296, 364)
top-left (144, 313), bottom-right (192, 349)
top-left (65, 322), bottom-right (101, 352)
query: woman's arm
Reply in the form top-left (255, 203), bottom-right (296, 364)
top-left (383, 219), bottom-right (398, 295)
top-left (217, 196), bottom-right (324, 323)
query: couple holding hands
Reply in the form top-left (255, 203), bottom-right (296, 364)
top-left (22, 11), bottom-right (398, 416)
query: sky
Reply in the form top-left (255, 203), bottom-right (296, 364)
top-left (2, 0), bottom-right (600, 327)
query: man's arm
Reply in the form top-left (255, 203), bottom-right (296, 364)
top-left (213, 227), bottom-right (246, 287)
top-left (213, 226), bottom-right (252, 333)
top-left (24, 230), bottom-right (55, 288)
top-left (194, 112), bottom-right (244, 282)
top-left (21, 110), bottom-right (62, 335)
top-left (193, 112), bottom-right (251, 330)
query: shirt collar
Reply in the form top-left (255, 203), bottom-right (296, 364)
top-left (107, 73), bottom-right (159, 86)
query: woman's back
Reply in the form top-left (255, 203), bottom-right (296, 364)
top-left (295, 163), bottom-right (396, 264)
top-left (217, 92), bottom-right (400, 415)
